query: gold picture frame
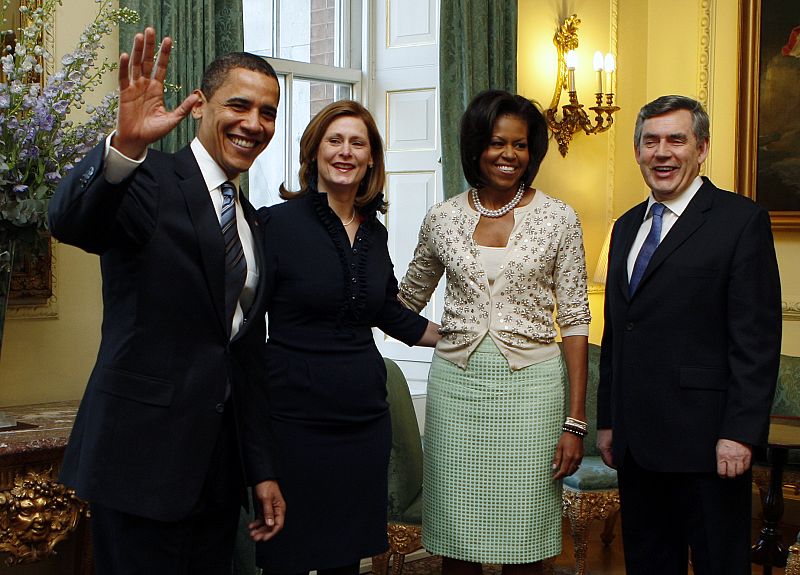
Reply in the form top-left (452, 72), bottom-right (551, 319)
top-left (4, 0), bottom-right (58, 315)
top-left (736, 0), bottom-right (800, 230)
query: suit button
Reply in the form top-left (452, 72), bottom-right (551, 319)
top-left (215, 403), bottom-right (225, 413)
top-left (625, 322), bottom-right (634, 331)
top-left (79, 165), bottom-right (96, 188)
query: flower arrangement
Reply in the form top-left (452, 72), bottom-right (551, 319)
top-left (0, 0), bottom-right (138, 245)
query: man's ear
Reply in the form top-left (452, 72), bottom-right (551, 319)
top-left (697, 138), bottom-right (710, 165)
top-left (191, 89), bottom-right (206, 120)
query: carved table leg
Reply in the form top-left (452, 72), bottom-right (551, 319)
top-left (752, 447), bottom-right (789, 574)
top-left (563, 498), bottom-right (590, 575)
top-left (600, 509), bottom-right (619, 547)
top-left (372, 550), bottom-right (390, 575)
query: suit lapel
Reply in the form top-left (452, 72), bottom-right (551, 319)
top-left (175, 147), bottom-right (228, 336)
top-left (613, 202), bottom-right (646, 302)
top-left (635, 180), bottom-right (714, 294)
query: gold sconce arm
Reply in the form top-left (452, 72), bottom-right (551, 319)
top-left (544, 14), bottom-right (620, 157)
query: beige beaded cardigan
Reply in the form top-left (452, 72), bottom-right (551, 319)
top-left (398, 190), bottom-right (591, 371)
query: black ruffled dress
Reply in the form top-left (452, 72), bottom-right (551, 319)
top-left (254, 190), bottom-right (427, 573)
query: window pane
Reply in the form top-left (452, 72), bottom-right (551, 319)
top-left (281, 0), bottom-right (344, 66)
top-left (244, 0), bottom-right (346, 66)
top-left (243, 0), bottom-right (275, 57)
top-left (249, 78), bottom-right (352, 208)
top-left (249, 76), bottom-right (286, 208)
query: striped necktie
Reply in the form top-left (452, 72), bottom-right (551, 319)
top-left (629, 202), bottom-right (666, 296)
top-left (220, 181), bottom-right (246, 332)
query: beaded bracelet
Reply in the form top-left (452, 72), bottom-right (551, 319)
top-left (562, 423), bottom-right (588, 437)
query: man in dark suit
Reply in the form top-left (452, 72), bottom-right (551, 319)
top-left (596, 95), bottom-right (782, 574)
top-left (48, 28), bottom-right (285, 573)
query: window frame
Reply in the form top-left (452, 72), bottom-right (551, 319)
top-left (243, 0), bottom-right (369, 204)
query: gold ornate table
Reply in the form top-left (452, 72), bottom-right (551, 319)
top-left (0, 401), bottom-right (90, 573)
top-left (751, 416), bottom-right (800, 574)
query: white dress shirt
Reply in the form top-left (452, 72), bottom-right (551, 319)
top-left (627, 176), bottom-right (703, 281)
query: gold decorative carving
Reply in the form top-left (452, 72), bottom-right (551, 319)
top-left (0, 470), bottom-right (87, 565)
top-left (788, 539), bottom-right (800, 575)
top-left (372, 523), bottom-right (422, 575)
top-left (562, 487), bottom-right (621, 575)
top-left (387, 522), bottom-right (422, 555)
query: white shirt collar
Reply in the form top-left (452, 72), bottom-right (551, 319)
top-left (644, 175), bottom-right (703, 219)
top-left (190, 138), bottom-right (240, 193)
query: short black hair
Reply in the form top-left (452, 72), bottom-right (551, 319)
top-left (634, 95), bottom-right (710, 149)
top-left (200, 52), bottom-right (278, 101)
top-left (460, 90), bottom-right (549, 189)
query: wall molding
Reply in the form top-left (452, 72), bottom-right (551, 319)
top-left (697, 0), bottom-right (714, 175)
top-left (784, 300), bottom-right (800, 321)
top-left (604, 0), bottom-right (619, 226)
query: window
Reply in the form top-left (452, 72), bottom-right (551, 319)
top-left (243, 0), bottom-right (364, 207)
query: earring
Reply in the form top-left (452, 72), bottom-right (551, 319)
top-left (368, 163), bottom-right (374, 168)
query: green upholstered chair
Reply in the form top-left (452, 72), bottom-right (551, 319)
top-left (372, 358), bottom-right (424, 575)
top-left (753, 354), bottom-right (800, 501)
top-left (560, 343), bottom-right (620, 575)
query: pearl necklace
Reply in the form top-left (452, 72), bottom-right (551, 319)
top-left (340, 209), bottom-right (356, 226)
top-left (471, 182), bottom-right (526, 218)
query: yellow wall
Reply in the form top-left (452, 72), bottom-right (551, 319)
top-left (0, 0), bottom-right (115, 406)
top-left (518, 0), bottom-right (800, 355)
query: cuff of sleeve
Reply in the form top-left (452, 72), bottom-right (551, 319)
top-left (403, 315), bottom-right (430, 347)
top-left (104, 131), bottom-right (146, 184)
top-left (561, 324), bottom-right (590, 338)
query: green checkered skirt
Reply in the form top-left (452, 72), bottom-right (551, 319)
top-left (422, 336), bottom-right (564, 563)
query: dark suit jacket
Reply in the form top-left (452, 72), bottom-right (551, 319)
top-left (597, 177), bottom-right (781, 473)
top-left (49, 143), bottom-right (274, 522)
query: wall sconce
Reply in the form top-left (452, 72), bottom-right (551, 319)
top-left (545, 15), bottom-right (620, 157)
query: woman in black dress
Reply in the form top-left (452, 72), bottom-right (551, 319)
top-left (247, 100), bottom-right (440, 575)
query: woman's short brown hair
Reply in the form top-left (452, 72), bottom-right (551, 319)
top-left (280, 100), bottom-right (387, 214)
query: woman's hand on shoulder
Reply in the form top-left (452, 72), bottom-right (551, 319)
top-left (551, 432), bottom-right (584, 480)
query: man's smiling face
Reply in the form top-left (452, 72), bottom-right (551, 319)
top-left (635, 109), bottom-right (709, 202)
top-left (193, 67), bottom-right (279, 179)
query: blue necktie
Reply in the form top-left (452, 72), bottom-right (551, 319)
top-left (220, 181), bottom-right (246, 332)
top-left (629, 202), bottom-right (666, 296)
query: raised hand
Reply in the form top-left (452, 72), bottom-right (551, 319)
top-left (112, 27), bottom-right (200, 159)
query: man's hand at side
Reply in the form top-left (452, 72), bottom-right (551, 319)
top-left (248, 480), bottom-right (286, 542)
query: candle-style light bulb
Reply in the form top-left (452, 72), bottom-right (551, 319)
top-left (565, 50), bottom-right (577, 92)
top-left (604, 53), bottom-right (616, 95)
top-left (604, 53), bottom-right (616, 72)
top-left (593, 51), bottom-right (604, 94)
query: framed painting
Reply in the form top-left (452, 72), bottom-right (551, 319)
top-left (737, 0), bottom-right (800, 229)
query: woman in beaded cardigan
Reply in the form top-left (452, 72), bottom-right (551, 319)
top-left (246, 100), bottom-right (440, 575)
top-left (399, 90), bottom-right (591, 575)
